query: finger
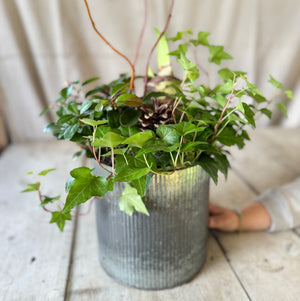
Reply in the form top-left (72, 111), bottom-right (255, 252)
top-left (208, 202), bottom-right (224, 214)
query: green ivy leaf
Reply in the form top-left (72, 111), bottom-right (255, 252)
top-left (50, 211), bottom-right (72, 232)
top-left (38, 168), bottom-right (56, 176)
top-left (177, 53), bottom-right (199, 82)
top-left (169, 44), bottom-right (188, 57)
top-left (208, 45), bottom-right (233, 65)
top-left (168, 29), bottom-right (192, 41)
top-left (123, 131), bottom-right (155, 148)
top-left (268, 75), bottom-right (283, 89)
top-left (21, 183), bottom-right (40, 193)
top-left (119, 108), bottom-right (140, 126)
top-left (80, 118), bottom-right (108, 127)
top-left (242, 103), bottom-right (255, 127)
top-left (62, 167), bottom-right (109, 214)
top-left (40, 195), bottom-right (60, 207)
top-left (285, 89), bottom-right (294, 101)
top-left (217, 127), bottom-right (245, 149)
top-left (131, 175), bottom-right (147, 198)
top-left (93, 132), bottom-right (125, 148)
top-left (169, 122), bottom-right (204, 136)
top-left (260, 108), bottom-right (272, 119)
top-left (65, 177), bottom-right (75, 193)
top-left (156, 124), bottom-right (180, 145)
top-left (218, 68), bottom-right (246, 82)
top-left (276, 102), bottom-right (288, 118)
top-left (190, 31), bottom-right (210, 46)
top-left (114, 167), bottom-right (150, 183)
top-left (119, 183), bottom-right (149, 216)
top-left (107, 110), bottom-right (120, 128)
top-left (198, 155), bottom-right (218, 185)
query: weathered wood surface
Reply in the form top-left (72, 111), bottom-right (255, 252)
top-left (0, 141), bottom-right (82, 301)
top-left (1, 128), bottom-right (300, 301)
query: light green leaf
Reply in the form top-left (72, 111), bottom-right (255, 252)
top-left (190, 31), bottom-right (210, 46)
top-left (62, 167), bottom-right (109, 214)
top-left (124, 131), bottom-right (155, 148)
top-left (93, 132), bottom-right (126, 148)
top-left (50, 211), bottom-right (72, 232)
top-left (208, 45), bottom-right (233, 65)
top-left (21, 183), bottom-right (40, 193)
top-left (154, 28), bottom-right (171, 71)
top-left (40, 107), bottom-right (51, 116)
top-left (268, 75), bottom-right (283, 89)
top-left (276, 102), bottom-right (288, 118)
top-left (119, 183), bottom-right (149, 216)
top-left (285, 89), bottom-right (294, 101)
top-left (38, 168), bottom-right (56, 176)
top-left (80, 118), bottom-right (108, 127)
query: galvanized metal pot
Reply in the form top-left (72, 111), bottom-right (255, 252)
top-left (94, 164), bottom-right (210, 290)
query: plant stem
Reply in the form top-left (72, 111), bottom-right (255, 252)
top-left (174, 136), bottom-right (183, 166)
top-left (211, 77), bottom-right (237, 143)
top-left (133, 0), bottom-right (148, 68)
top-left (92, 127), bottom-right (113, 175)
top-left (111, 148), bottom-right (115, 176)
top-left (83, 0), bottom-right (135, 91)
top-left (143, 0), bottom-right (175, 95)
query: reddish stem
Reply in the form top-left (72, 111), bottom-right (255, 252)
top-left (83, 0), bottom-right (135, 91)
top-left (133, 0), bottom-right (149, 68)
top-left (143, 0), bottom-right (175, 95)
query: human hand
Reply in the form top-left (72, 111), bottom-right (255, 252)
top-left (208, 202), bottom-right (240, 232)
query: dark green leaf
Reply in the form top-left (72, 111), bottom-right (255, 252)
top-left (260, 108), bottom-right (272, 119)
top-left (120, 108), bottom-right (140, 126)
top-left (242, 103), bottom-right (255, 127)
top-left (119, 183), bottom-right (149, 216)
top-left (132, 175), bottom-right (147, 197)
top-left (116, 93), bottom-right (143, 106)
top-left (198, 155), bottom-right (218, 185)
top-left (108, 110), bottom-right (120, 128)
top-left (40, 195), bottom-right (60, 207)
top-left (61, 85), bottom-right (73, 99)
top-left (114, 167), bottom-right (150, 182)
top-left (68, 102), bottom-right (79, 114)
top-left (82, 77), bottom-right (100, 86)
top-left (156, 124), bottom-right (180, 145)
top-left (80, 100), bottom-right (93, 114)
top-left (64, 123), bottom-right (80, 140)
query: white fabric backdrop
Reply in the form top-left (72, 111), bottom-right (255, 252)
top-left (0, 0), bottom-right (299, 142)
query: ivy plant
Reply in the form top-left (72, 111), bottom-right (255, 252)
top-left (22, 1), bottom-right (294, 231)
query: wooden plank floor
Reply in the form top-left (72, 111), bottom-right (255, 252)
top-left (1, 128), bottom-right (300, 300)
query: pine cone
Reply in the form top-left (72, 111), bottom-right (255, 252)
top-left (139, 97), bottom-right (173, 131)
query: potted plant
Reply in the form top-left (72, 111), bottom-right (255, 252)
top-left (22, 0), bottom-right (293, 290)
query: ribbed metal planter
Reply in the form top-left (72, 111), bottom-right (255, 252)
top-left (94, 164), bottom-right (210, 290)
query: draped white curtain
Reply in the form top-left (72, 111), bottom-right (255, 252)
top-left (0, 0), bottom-right (299, 142)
